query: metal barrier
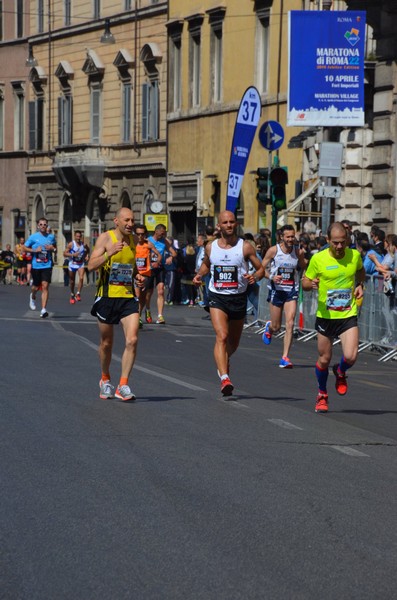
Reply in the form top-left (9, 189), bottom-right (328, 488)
top-left (254, 274), bottom-right (397, 362)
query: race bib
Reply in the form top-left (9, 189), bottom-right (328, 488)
top-left (136, 257), bottom-right (147, 272)
top-left (36, 250), bottom-right (49, 264)
top-left (213, 265), bottom-right (238, 290)
top-left (326, 288), bottom-right (352, 312)
top-left (150, 252), bottom-right (160, 269)
top-left (109, 263), bottom-right (133, 286)
top-left (278, 266), bottom-right (294, 287)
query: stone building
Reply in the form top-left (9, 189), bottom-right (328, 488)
top-left (25, 0), bottom-right (167, 278)
top-left (166, 0), bottom-right (303, 240)
top-left (0, 0), bottom-right (31, 247)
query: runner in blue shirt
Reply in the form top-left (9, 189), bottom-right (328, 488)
top-left (23, 218), bottom-right (56, 318)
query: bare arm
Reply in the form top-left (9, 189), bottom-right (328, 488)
top-left (301, 274), bottom-right (319, 291)
top-left (193, 243), bottom-right (212, 284)
top-left (243, 241), bottom-right (264, 283)
top-left (87, 232), bottom-right (125, 272)
top-left (261, 246), bottom-right (278, 281)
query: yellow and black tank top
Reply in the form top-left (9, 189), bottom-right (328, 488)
top-left (96, 230), bottom-right (136, 298)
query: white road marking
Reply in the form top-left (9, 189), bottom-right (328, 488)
top-left (268, 419), bottom-right (303, 431)
top-left (65, 330), bottom-right (207, 392)
top-left (330, 445), bottom-right (369, 457)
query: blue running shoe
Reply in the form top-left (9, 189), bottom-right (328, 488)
top-left (279, 356), bottom-right (293, 369)
top-left (262, 321), bottom-right (272, 345)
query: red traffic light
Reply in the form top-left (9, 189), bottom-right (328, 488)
top-left (269, 167), bottom-right (288, 185)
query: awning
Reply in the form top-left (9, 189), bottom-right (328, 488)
top-left (167, 204), bottom-right (195, 213)
top-left (277, 179), bottom-right (319, 226)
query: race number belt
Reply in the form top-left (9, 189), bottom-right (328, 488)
top-left (326, 288), bottom-right (352, 312)
top-left (109, 263), bottom-right (133, 286)
top-left (213, 265), bottom-right (238, 290)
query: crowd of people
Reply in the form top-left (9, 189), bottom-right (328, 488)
top-left (1, 213), bottom-right (396, 412)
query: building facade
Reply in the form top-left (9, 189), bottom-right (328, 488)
top-left (0, 0), bottom-right (31, 247)
top-left (25, 0), bottom-right (167, 277)
top-left (166, 0), bottom-right (303, 241)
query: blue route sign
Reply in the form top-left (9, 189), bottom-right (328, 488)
top-left (226, 86), bottom-right (262, 213)
top-left (258, 120), bottom-right (284, 152)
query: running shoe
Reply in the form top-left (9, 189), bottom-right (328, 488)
top-left (99, 379), bottom-right (115, 399)
top-left (70, 295), bottom-right (76, 304)
top-left (279, 356), bottom-right (293, 369)
top-left (40, 309), bottom-right (49, 318)
top-left (262, 321), bottom-right (272, 345)
top-left (145, 309), bottom-right (153, 323)
top-left (29, 293), bottom-right (36, 311)
top-left (115, 384), bottom-right (136, 401)
top-left (315, 393), bottom-right (329, 413)
top-left (332, 364), bottom-right (348, 395)
top-left (221, 377), bottom-right (234, 397)
top-left (75, 293), bottom-right (81, 302)
top-left (156, 315), bottom-right (165, 324)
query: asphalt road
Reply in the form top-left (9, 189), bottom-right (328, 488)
top-left (1, 283), bottom-right (397, 599)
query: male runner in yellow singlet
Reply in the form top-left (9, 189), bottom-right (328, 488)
top-left (88, 208), bottom-right (145, 401)
top-left (302, 222), bottom-right (365, 413)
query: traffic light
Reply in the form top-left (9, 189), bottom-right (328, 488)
top-left (270, 166), bottom-right (288, 212)
top-left (256, 168), bottom-right (271, 204)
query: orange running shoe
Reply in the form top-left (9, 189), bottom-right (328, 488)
top-left (332, 364), bottom-right (348, 395)
top-left (221, 377), bottom-right (234, 397)
top-left (315, 393), bottom-right (329, 413)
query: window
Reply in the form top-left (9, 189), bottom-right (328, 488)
top-left (255, 4), bottom-right (269, 94)
top-left (188, 15), bottom-right (203, 108)
top-left (0, 0), bottom-right (4, 41)
top-left (38, 0), bottom-right (44, 33)
top-left (58, 95), bottom-right (73, 145)
top-left (93, 0), bottom-right (100, 20)
top-left (124, 0), bottom-right (131, 9)
top-left (142, 81), bottom-right (159, 141)
top-left (167, 21), bottom-right (183, 113)
top-left (122, 82), bottom-right (131, 142)
top-left (16, 0), bottom-right (23, 37)
top-left (28, 97), bottom-right (44, 150)
top-left (65, 0), bottom-right (71, 26)
top-left (12, 83), bottom-right (25, 150)
top-left (208, 8), bottom-right (225, 104)
top-left (90, 85), bottom-right (101, 143)
top-left (172, 37), bottom-right (181, 111)
top-left (0, 89), bottom-right (4, 150)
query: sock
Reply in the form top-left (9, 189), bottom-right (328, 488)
top-left (220, 374), bottom-right (229, 381)
top-left (101, 373), bottom-right (111, 382)
top-left (338, 356), bottom-right (353, 375)
top-left (315, 362), bottom-right (328, 393)
top-left (119, 377), bottom-right (128, 387)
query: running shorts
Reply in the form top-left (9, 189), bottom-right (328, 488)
top-left (90, 296), bottom-right (139, 324)
top-left (315, 316), bottom-right (358, 339)
top-left (207, 290), bottom-right (247, 320)
top-left (267, 287), bottom-right (298, 307)
top-left (31, 267), bottom-right (53, 287)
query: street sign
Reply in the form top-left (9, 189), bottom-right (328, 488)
top-left (258, 120), bottom-right (284, 152)
top-left (317, 185), bottom-right (341, 199)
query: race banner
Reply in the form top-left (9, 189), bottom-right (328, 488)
top-left (226, 87), bottom-right (262, 213)
top-left (288, 10), bottom-right (366, 127)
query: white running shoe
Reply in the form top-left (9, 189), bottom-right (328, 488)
top-left (29, 293), bottom-right (36, 310)
top-left (115, 384), bottom-right (136, 401)
top-left (40, 309), bottom-right (49, 318)
top-left (99, 379), bottom-right (115, 399)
